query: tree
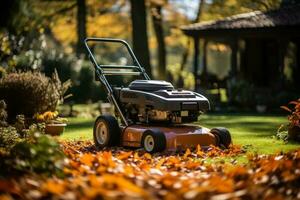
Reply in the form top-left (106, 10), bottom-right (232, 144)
top-left (180, 0), bottom-right (205, 72)
top-left (177, 0), bottom-right (205, 88)
top-left (129, 0), bottom-right (152, 76)
top-left (150, 1), bottom-right (167, 80)
top-left (0, 0), bottom-right (19, 31)
top-left (76, 0), bottom-right (87, 57)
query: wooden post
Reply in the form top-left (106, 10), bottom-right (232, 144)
top-left (202, 39), bottom-right (208, 77)
top-left (200, 39), bottom-right (208, 88)
top-left (278, 38), bottom-right (288, 88)
top-left (230, 39), bottom-right (238, 78)
top-left (193, 37), bottom-right (200, 89)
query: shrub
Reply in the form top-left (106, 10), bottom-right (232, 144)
top-left (0, 127), bottom-right (64, 176)
top-left (0, 100), bottom-right (8, 127)
top-left (0, 71), bottom-right (71, 122)
top-left (276, 98), bottom-right (300, 142)
top-left (0, 122), bottom-right (65, 176)
top-left (0, 126), bottom-right (20, 151)
top-left (0, 67), bottom-right (6, 78)
top-left (9, 133), bottom-right (65, 176)
top-left (281, 98), bottom-right (300, 128)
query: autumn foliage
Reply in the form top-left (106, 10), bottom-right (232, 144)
top-left (281, 98), bottom-right (300, 128)
top-left (0, 141), bottom-right (300, 200)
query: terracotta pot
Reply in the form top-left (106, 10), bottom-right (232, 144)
top-left (45, 123), bottom-right (67, 136)
top-left (288, 126), bottom-right (300, 142)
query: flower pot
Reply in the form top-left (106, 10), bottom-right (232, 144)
top-left (288, 126), bottom-right (300, 142)
top-left (45, 123), bottom-right (67, 136)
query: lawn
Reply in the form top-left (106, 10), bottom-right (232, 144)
top-left (61, 113), bottom-right (299, 154)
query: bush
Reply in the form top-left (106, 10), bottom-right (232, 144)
top-left (0, 126), bottom-right (20, 151)
top-left (275, 98), bottom-right (300, 142)
top-left (0, 126), bottom-right (65, 176)
top-left (0, 100), bottom-right (8, 127)
top-left (0, 71), bottom-right (70, 122)
top-left (0, 67), bottom-right (6, 78)
top-left (9, 133), bottom-right (65, 175)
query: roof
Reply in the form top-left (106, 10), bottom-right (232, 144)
top-left (181, 5), bottom-right (300, 34)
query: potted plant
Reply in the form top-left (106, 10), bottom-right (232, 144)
top-left (281, 98), bottom-right (300, 141)
top-left (35, 111), bottom-right (68, 136)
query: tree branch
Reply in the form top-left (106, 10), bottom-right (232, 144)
top-left (42, 3), bottom-right (77, 19)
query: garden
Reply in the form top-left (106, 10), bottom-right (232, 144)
top-left (1, 0), bottom-right (300, 200)
top-left (0, 71), bottom-right (299, 200)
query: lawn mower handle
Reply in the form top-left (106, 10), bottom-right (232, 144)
top-left (84, 37), bottom-right (151, 126)
top-left (84, 37), bottom-right (150, 79)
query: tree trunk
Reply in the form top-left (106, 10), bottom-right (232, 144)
top-left (151, 6), bottom-right (166, 80)
top-left (76, 0), bottom-right (87, 57)
top-left (130, 0), bottom-right (152, 77)
top-left (180, 0), bottom-right (205, 71)
top-left (294, 40), bottom-right (300, 88)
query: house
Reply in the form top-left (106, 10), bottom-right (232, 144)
top-left (181, 5), bottom-right (300, 94)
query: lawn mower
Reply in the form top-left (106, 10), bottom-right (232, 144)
top-left (84, 38), bottom-right (232, 153)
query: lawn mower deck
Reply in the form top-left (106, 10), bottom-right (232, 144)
top-left (85, 38), bottom-right (232, 153)
top-left (121, 125), bottom-right (217, 152)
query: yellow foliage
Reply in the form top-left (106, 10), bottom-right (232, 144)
top-left (35, 111), bottom-right (59, 122)
top-left (51, 17), bottom-right (77, 48)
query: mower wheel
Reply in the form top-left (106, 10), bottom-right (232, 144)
top-left (141, 129), bottom-right (166, 153)
top-left (93, 115), bottom-right (120, 148)
top-left (210, 127), bottom-right (232, 148)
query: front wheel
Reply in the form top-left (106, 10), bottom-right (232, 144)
top-left (141, 129), bottom-right (166, 153)
top-left (93, 115), bottom-right (120, 148)
top-left (210, 127), bottom-right (232, 148)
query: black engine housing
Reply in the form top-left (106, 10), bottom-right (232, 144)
top-left (114, 80), bottom-right (210, 124)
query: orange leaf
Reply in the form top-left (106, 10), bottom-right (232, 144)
top-left (289, 100), bottom-right (300, 105)
top-left (184, 148), bottom-right (191, 159)
top-left (124, 165), bottom-right (134, 176)
top-left (210, 177), bottom-right (234, 193)
top-left (143, 153), bottom-right (152, 160)
top-left (0, 180), bottom-right (20, 194)
top-left (117, 151), bottom-right (132, 160)
top-left (196, 144), bottom-right (204, 157)
top-left (133, 152), bottom-right (139, 160)
top-left (80, 153), bottom-right (94, 167)
top-left (155, 158), bottom-right (166, 169)
top-left (43, 180), bottom-right (66, 195)
top-left (185, 161), bottom-right (200, 169)
top-left (139, 160), bottom-right (150, 171)
top-left (280, 106), bottom-right (292, 113)
top-left (165, 156), bottom-right (180, 167)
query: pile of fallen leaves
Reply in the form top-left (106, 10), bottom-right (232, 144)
top-left (1, 141), bottom-right (300, 200)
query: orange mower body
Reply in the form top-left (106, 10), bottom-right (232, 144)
top-left (121, 125), bottom-right (217, 151)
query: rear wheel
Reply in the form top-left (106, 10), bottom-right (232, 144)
top-left (141, 129), bottom-right (166, 153)
top-left (93, 115), bottom-right (120, 148)
top-left (210, 127), bottom-right (232, 148)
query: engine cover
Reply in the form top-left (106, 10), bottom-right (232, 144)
top-left (115, 88), bottom-right (210, 112)
top-left (113, 80), bottom-right (210, 124)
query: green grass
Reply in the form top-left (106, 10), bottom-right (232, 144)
top-left (60, 117), bottom-right (94, 141)
top-left (61, 113), bottom-right (300, 154)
